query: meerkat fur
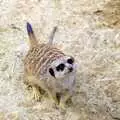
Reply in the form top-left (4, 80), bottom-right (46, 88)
top-left (24, 22), bottom-right (76, 109)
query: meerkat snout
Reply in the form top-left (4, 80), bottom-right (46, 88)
top-left (68, 67), bottom-right (73, 72)
top-left (47, 56), bottom-right (76, 79)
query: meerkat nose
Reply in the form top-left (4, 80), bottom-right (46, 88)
top-left (69, 67), bottom-right (73, 72)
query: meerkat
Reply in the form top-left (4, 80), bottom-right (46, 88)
top-left (24, 22), bottom-right (76, 108)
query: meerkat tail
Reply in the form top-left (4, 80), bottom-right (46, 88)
top-left (48, 26), bottom-right (58, 45)
top-left (26, 22), bottom-right (38, 47)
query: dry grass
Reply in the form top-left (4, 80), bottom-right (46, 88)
top-left (0, 0), bottom-right (120, 120)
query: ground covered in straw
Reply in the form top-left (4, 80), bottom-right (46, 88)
top-left (0, 0), bottom-right (120, 120)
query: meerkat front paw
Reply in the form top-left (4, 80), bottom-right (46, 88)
top-left (52, 95), bottom-right (59, 105)
top-left (59, 93), bottom-right (71, 109)
top-left (59, 102), bottom-right (67, 109)
top-left (32, 86), bottom-right (41, 101)
top-left (47, 90), bottom-right (59, 105)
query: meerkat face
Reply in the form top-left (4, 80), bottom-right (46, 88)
top-left (48, 56), bottom-right (76, 79)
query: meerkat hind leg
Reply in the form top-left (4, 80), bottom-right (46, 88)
top-left (24, 74), bottom-right (42, 101)
top-left (32, 85), bottom-right (42, 101)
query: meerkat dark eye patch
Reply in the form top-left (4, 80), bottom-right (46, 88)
top-left (56, 63), bottom-right (65, 71)
top-left (67, 58), bottom-right (74, 64)
top-left (49, 68), bottom-right (55, 77)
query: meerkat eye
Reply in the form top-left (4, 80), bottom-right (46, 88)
top-left (67, 58), bottom-right (74, 64)
top-left (49, 68), bottom-right (55, 77)
top-left (56, 63), bottom-right (65, 71)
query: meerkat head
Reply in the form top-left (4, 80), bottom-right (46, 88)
top-left (48, 56), bottom-right (76, 79)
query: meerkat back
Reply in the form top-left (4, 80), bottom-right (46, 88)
top-left (24, 22), bottom-right (64, 90)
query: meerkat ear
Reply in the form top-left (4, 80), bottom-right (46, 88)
top-left (49, 68), bottom-right (55, 77)
top-left (26, 22), bottom-right (38, 48)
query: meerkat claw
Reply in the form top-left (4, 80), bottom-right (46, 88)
top-left (32, 86), bottom-right (41, 101)
top-left (50, 95), bottom-right (59, 105)
top-left (59, 102), bottom-right (66, 110)
top-left (53, 97), bottom-right (59, 105)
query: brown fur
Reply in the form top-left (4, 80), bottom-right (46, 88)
top-left (24, 44), bottom-right (64, 79)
